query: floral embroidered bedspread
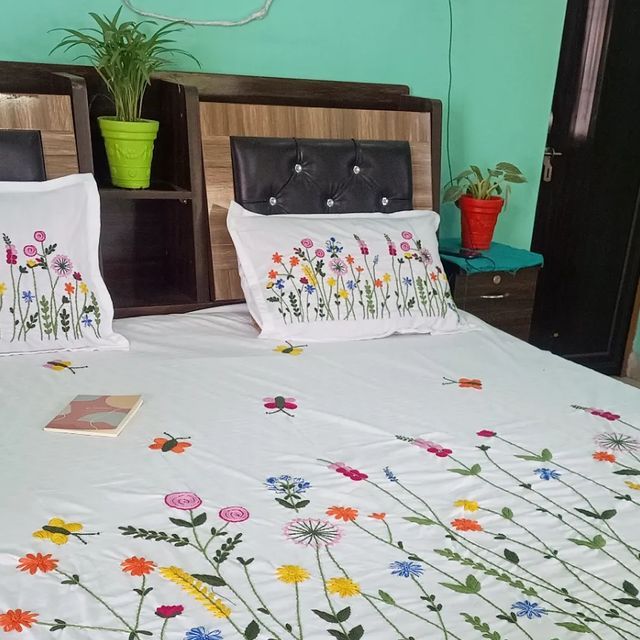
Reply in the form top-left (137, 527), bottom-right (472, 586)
top-left (1, 306), bottom-right (640, 640)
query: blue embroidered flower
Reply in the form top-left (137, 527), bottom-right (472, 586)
top-left (275, 279), bottom-right (285, 290)
top-left (390, 560), bottom-right (424, 578)
top-left (325, 237), bottom-right (343, 255)
top-left (185, 628), bottom-right (223, 640)
top-left (81, 314), bottom-right (93, 328)
top-left (403, 276), bottom-right (412, 287)
top-left (22, 290), bottom-right (34, 303)
top-left (511, 601), bottom-right (548, 619)
top-left (534, 468), bottom-right (561, 480)
top-left (304, 284), bottom-right (316, 294)
top-left (265, 475), bottom-right (311, 494)
top-left (383, 466), bottom-right (398, 482)
top-left (346, 280), bottom-right (356, 290)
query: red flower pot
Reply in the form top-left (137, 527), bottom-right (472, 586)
top-left (458, 195), bottom-right (504, 250)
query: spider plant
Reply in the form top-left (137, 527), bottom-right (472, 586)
top-left (442, 163), bottom-right (527, 205)
top-left (51, 8), bottom-right (199, 122)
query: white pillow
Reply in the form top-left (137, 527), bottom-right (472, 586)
top-left (227, 201), bottom-right (464, 341)
top-left (0, 174), bottom-right (128, 355)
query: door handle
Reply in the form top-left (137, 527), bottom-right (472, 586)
top-left (543, 147), bottom-right (563, 182)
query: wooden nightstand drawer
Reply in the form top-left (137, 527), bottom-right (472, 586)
top-left (448, 268), bottom-right (539, 340)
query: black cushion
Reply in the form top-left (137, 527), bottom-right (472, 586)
top-left (0, 129), bottom-right (46, 181)
top-left (231, 136), bottom-right (412, 214)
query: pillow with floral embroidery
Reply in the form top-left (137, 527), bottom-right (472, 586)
top-left (227, 201), bottom-right (465, 341)
top-left (0, 174), bottom-right (128, 355)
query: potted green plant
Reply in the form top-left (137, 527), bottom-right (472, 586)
top-left (52, 9), bottom-right (198, 189)
top-left (443, 163), bottom-right (527, 250)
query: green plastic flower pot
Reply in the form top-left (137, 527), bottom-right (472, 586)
top-left (98, 116), bottom-right (159, 189)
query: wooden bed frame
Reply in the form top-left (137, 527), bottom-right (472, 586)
top-left (0, 62), bottom-right (442, 312)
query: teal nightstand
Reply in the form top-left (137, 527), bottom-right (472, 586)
top-left (439, 239), bottom-right (544, 341)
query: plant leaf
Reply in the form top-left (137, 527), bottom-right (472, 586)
top-left (244, 620), bottom-right (260, 640)
top-left (403, 516), bottom-right (436, 526)
top-left (191, 574), bottom-right (226, 587)
top-left (504, 549), bottom-right (520, 564)
top-left (378, 590), bottom-right (395, 605)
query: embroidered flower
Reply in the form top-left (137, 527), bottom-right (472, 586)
top-left (419, 248), bottom-right (433, 266)
top-left (401, 231), bottom-right (413, 240)
top-left (155, 605), bottom-right (184, 619)
top-left (325, 237), bottom-right (343, 255)
top-left (400, 241), bottom-right (411, 252)
top-left (390, 560), bottom-right (424, 578)
top-left (534, 468), bottom-right (561, 480)
top-left (402, 276), bottom-right (412, 287)
top-left (594, 432), bottom-right (639, 452)
top-left (354, 235), bottom-right (369, 255)
top-left (430, 272), bottom-right (438, 282)
top-left (369, 513), bottom-right (386, 520)
top-left (276, 565), bottom-right (310, 584)
top-left (5, 244), bottom-right (17, 265)
top-left (346, 280), bottom-right (356, 291)
top-left (275, 279), bottom-right (285, 290)
top-left (477, 430), bottom-right (496, 438)
top-left (338, 289), bottom-right (349, 299)
top-left (383, 467), bottom-right (398, 482)
top-left (304, 284), bottom-right (316, 294)
top-left (284, 518), bottom-right (343, 547)
top-left (326, 506), bottom-right (358, 522)
top-left (451, 518), bottom-right (483, 532)
top-left (329, 257), bottom-right (348, 276)
top-left (382, 273), bottom-right (392, 283)
top-left (413, 439), bottom-right (452, 458)
top-left (265, 475), bottom-right (311, 494)
top-left (0, 283), bottom-right (6, 295)
top-left (81, 315), bottom-right (93, 328)
top-left (301, 238), bottom-right (313, 249)
top-left (17, 553), bottom-right (58, 575)
top-left (51, 255), bottom-right (73, 277)
top-left (328, 462), bottom-right (368, 481)
top-left (32, 518), bottom-right (97, 545)
top-left (34, 230), bottom-right (46, 242)
top-left (0, 609), bottom-right (38, 632)
top-left (21, 291), bottom-right (34, 303)
top-left (272, 252), bottom-right (283, 264)
top-left (345, 254), bottom-right (355, 265)
top-left (355, 265), bottom-right (364, 273)
top-left (511, 600), bottom-right (548, 619)
top-left (79, 282), bottom-right (89, 295)
top-left (290, 256), bottom-right (300, 267)
top-left (374, 278), bottom-right (383, 288)
top-left (592, 451), bottom-right (616, 462)
top-left (185, 628), bottom-right (223, 640)
top-left (388, 243), bottom-right (397, 256)
top-left (268, 269), bottom-right (278, 280)
top-left (73, 271), bottom-right (82, 281)
top-left (326, 277), bottom-right (337, 287)
top-left (121, 557), bottom-right (156, 576)
top-left (326, 577), bottom-right (360, 597)
top-left (64, 282), bottom-right (75, 295)
top-left (589, 408), bottom-right (621, 421)
top-left (23, 245), bottom-right (37, 258)
top-left (625, 481), bottom-right (640, 491)
top-left (26, 259), bottom-right (37, 268)
top-left (165, 492), bottom-right (203, 510)
top-left (454, 500), bottom-right (479, 512)
top-left (219, 506), bottom-right (250, 523)
top-left (315, 248), bottom-right (325, 258)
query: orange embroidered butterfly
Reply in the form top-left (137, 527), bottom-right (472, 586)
top-left (148, 432), bottom-right (192, 454)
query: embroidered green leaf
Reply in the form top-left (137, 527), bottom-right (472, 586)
top-left (312, 609), bottom-right (337, 624)
top-left (568, 535), bottom-right (606, 550)
top-left (613, 469), bottom-right (640, 476)
top-left (169, 517), bottom-right (193, 528)
top-left (555, 621), bottom-right (591, 633)
top-left (623, 581), bottom-right (639, 597)
top-left (613, 597), bottom-right (640, 607)
top-left (378, 590), bottom-right (395, 605)
top-left (403, 516), bottom-right (436, 526)
top-left (440, 575), bottom-right (481, 594)
top-left (501, 507), bottom-right (514, 520)
top-left (448, 463), bottom-right (481, 476)
top-left (461, 613), bottom-right (502, 640)
top-left (347, 625), bottom-right (364, 640)
top-left (244, 620), bottom-right (260, 639)
top-left (191, 574), bottom-right (226, 587)
top-left (327, 631), bottom-right (347, 640)
top-left (503, 549), bottom-right (520, 564)
top-left (336, 607), bottom-right (351, 622)
top-left (601, 509), bottom-right (617, 520)
top-left (192, 512), bottom-right (207, 527)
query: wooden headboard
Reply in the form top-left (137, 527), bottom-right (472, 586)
top-left (190, 73), bottom-right (442, 303)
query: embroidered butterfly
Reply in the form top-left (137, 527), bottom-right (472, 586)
top-left (263, 396), bottom-right (298, 417)
top-left (149, 432), bottom-right (192, 454)
top-left (43, 360), bottom-right (88, 375)
top-left (273, 342), bottom-right (307, 356)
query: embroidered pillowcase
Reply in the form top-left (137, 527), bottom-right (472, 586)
top-left (227, 201), bottom-right (464, 341)
top-left (0, 174), bottom-right (128, 355)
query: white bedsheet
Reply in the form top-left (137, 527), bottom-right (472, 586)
top-left (1, 306), bottom-right (639, 640)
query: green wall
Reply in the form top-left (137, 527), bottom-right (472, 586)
top-left (0, 0), bottom-right (567, 248)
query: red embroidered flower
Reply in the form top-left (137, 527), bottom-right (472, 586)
top-left (413, 438), bottom-right (452, 457)
top-left (326, 506), bottom-right (358, 521)
top-left (268, 270), bottom-right (278, 280)
top-left (477, 430), bottom-right (496, 438)
top-left (5, 244), bottom-right (17, 265)
top-left (430, 272), bottom-right (438, 281)
top-left (121, 556), bottom-right (156, 576)
top-left (272, 253), bottom-right (283, 264)
top-left (345, 254), bottom-right (355, 265)
top-left (451, 518), bottom-right (483, 532)
top-left (0, 609), bottom-right (38, 632)
top-left (592, 451), bottom-right (616, 463)
top-left (374, 278), bottom-right (383, 288)
top-left (300, 277), bottom-right (309, 285)
top-left (368, 512), bottom-right (386, 520)
top-left (72, 272), bottom-right (83, 281)
top-left (589, 408), bottom-right (620, 421)
top-left (155, 605), bottom-right (184, 619)
top-left (329, 462), bottom-right (368, 481)
top-left (64, 282), bottom-right (75, 295)
top-left (290, 256), bottom-right (300, 267)
top-left (17, 553), bottom-right (58, 575)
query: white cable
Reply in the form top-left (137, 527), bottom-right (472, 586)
top-left (121, 0), bottom-right (274, 27)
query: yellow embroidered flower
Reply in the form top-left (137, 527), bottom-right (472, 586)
top-left (338, 289), bottom-right (349, 299)
top-left (33, 518), bottom-right (84, 545)
top-left (79, 282), bottom-right (89, 295)
top-left (0, 282), bottom-right (6, 295)
top-left (625, 481), bottom-right (640, 491)
top-left (404, 252), bottom-right (413, 259)
top-left (26, 259), bottom-right (37, 268)
top-left (382, 273), bottom-right (391, 283)
top-left (276, 565), bottom-right (311, 584)
top-left (326, 277), bottom-right (337, 287)
top-left (326, 577), bottom-right (360, 597)
top-left (302, 264), bottom-right (317, 285)
top-left (454, 500), bottom-right (479, 512)
top-left (266, 281), bottom-right (274, 289)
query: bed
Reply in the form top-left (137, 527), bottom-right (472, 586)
top-left (2, 77), bottom-right (640, 640)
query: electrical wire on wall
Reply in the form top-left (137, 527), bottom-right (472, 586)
top-left (445, 0), bottom-right (454, 186)
top-left (120, 0), bottom-right (274, 26)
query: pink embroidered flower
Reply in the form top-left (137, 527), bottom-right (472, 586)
top-left (355, 236), bottom-right (369, 255)
top-left (401, 231), bottom-right (413, 240)
top-left (23, 245), bottom-right (37, 258)
top-left (384, 234), bottom-right (397, 256)
top-left (164, 492), bottom-right (202, 510)
top-left (301, 238), bottom-right (313, 249)
top-left (219, 506), bottom-right (250, 522)
top-left (33, 230), bottom-right (46, 242)
top-left (329, 257), bottom-right (348, 276)
top-left (477, 429), bottom-right (496, 438)
top-left (315, 249), bottom-right (325, 259)
top-left (589, 408), bottom-right (620, 421)
top-left (419, 249), bottom-right (433, 266)
top-left (155, 605), bottom-right (184, 619)
top-left (329, 462), bottom-right (368, 481)
top-left (51, 255), bottom-right (73, 277)
top-left (300, 276), bottom-right (309, 285)
top-left (400, 241), bottom-right (411, 252)
top-left (73, 272), bottom-right (82, 281)
top-left (5, 244), bottom-right (17, 265)
top-left (413, 438), bottom-right (452, 457)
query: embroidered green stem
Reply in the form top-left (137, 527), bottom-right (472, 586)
top-left (133, 575), bottom-right (147, 633)
top-left (314, 545), bottom-right (349, 637)
top-left (31, 269), bottom-right (43, 340)
top-left (36, 621), bottom-right (130, 633)
top-left (159, 618), bottom-right (168, 640)
top-left (410, 575), bottom-right (449, 640)
top-left (294, 582), bottom-right (303, 640)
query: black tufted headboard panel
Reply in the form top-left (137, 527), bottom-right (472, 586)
top-left (230, 136), bottom-right (412, 215)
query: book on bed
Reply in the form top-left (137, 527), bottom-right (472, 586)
top-left (44, 395), bottom-right (143, 437)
